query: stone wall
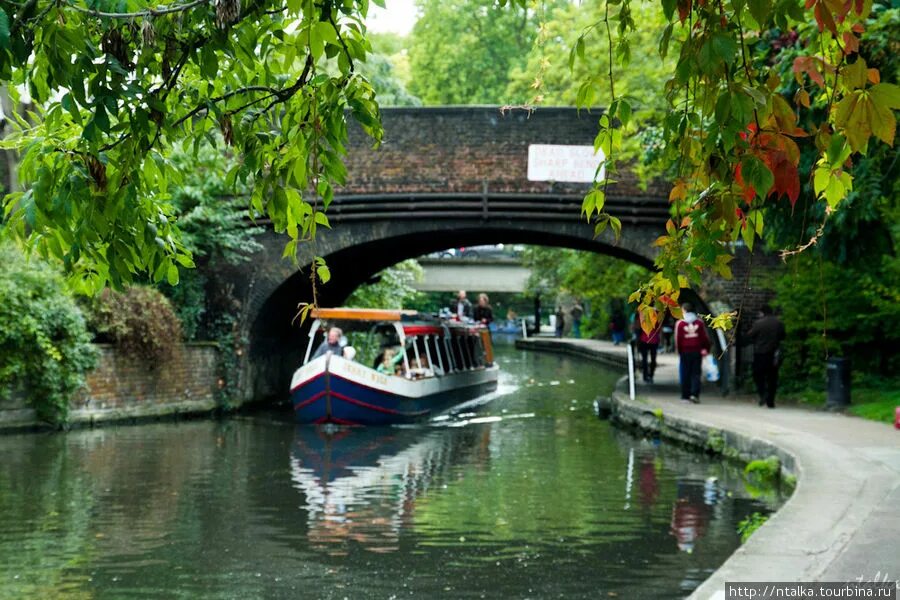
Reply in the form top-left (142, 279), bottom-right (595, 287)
top-left (0, 343), bottom-right (221, 432)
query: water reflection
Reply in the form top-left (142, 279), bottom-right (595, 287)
top-left (292, 427), bottom-right (441, 553)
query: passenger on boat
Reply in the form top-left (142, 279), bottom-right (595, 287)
top-left (453, 290), bottom-right (473, 321)
top-left (376, 348), bottom-right (403, 374)
top-left (312, 327), bottom-right (344, 359)
top-left (409, 355), bottom-right (434, 379)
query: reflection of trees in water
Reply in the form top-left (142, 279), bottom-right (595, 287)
top-left (0, 422), bottom-right (230, 597)
top-left (290, 425), bottom-right (489, 554)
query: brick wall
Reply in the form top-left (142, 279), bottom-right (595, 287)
top-left (0, 343), bottom-right (221, 431)
top-left (76, 344), bottom-right (220, 411)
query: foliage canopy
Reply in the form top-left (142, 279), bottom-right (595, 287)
top-left (0, 242), bottom-right (96, 423)
top-left (0, 0), bottom-right (383, 294)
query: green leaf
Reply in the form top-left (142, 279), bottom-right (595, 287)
top-left (609, 216), bottom-right (622, 240)
top-left (661, 0), bottom-right (677, 21)
top-left (711, 33), bottom-right (737, 65)
top-left (166, 264), bottom-right (179, 286)
top-left (200, 47), bottom-right (219, 79)
top-left (747, 0), bottom-right (771, 26)
top-left (869, 83), bottom-right (900, 109)
top-left (840, 58), bottom-right (868, 92)
top-left (0, 9), bottom-right (10, 50)
top-left (314, 211), bottom-right (331, 228)
top-left (307, 25), bottom-right (325, 60)
top-left (315, 21), bottom-right (338, 45)
top-left (93, 104), bottom-right (110, 133)
top-left (658, 23), bottom-right (674, 59)
top-left (618, 99), bottom-right (631, 128)
top-left (316, 264), bottom-right (331, 284)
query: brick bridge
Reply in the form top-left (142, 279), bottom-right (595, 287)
top-left (223, 107), bottom-right (765, 402)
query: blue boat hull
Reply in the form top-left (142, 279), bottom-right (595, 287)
top-left (291, 361), bottom-right (498, 426)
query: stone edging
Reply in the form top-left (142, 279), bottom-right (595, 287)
top-left (0, 399), bottom-right (220, 433)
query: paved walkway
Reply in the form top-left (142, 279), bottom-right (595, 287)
top-left (518, 337), bottom-right (900, 599)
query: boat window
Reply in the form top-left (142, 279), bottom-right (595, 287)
top-left (465, 335), bottom-right (477, 369)
top-left (440, 336), bottom-right (455, 373)
top-left (462, 335), bottom-right (474, 370)
top-left (424, 336), bottom-right (443, 375)
top-left (473, 335), bottom-right (485, 367)
top-left (411, 336), bottom-right (422, 367)
top-left (452, 335), bottom-right (466, 370)
top-left (368, 324), bottom-right (402, 370)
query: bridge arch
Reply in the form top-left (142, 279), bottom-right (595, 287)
top-left (242, 218), bottom-right (664, 401)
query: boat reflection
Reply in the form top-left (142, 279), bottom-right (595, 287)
top-left (289, 425), bottom-right (488, 554)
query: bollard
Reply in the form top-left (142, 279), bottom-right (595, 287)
top-left (825, 357), bottom-right (851, 409)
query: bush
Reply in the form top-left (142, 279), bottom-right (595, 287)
top-left (0, 243), bottom-right (97, 424)
top-left (87, 286), bottom-right (183, 364)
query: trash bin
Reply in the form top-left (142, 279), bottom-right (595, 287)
top-left (826, 357), bottom-right (851, 408)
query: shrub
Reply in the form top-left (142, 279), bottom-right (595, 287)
top-left (737, 512), bottom-right (769, 543)
top-left (0, 243), bottom-right (97, 424)
top-left (87, 286), bottom-right (183, 364)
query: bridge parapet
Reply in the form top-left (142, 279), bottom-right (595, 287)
top-left (340, 106), bottom-right (669, 205)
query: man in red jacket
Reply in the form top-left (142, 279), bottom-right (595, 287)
top-left (675, 302), bottom-right (711, 403)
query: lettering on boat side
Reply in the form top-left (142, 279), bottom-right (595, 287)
top-left (341, 361), bottom-right (390, 387)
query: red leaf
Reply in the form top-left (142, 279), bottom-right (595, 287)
top-left (660, 295), bottom-right (679, 308)
top-left (734, 163), bottom-right (757, 203)
top-left (677, 0), bottom-right (693, 23)
top-left (842, 32), bottom-right (859, 54)
top-left (764, 151), bottom-right (801, 207)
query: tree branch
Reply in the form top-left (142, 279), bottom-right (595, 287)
top-left (66, 0), bottom-right (211, 19)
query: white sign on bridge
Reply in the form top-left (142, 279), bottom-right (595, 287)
top-left (527, 144), bottom-right (606, 183)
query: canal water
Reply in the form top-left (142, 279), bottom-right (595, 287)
top-left (0, 341), bottom-right (786, 599)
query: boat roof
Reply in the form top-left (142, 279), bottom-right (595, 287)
top-left (310, 308), bottom-right (425, 322)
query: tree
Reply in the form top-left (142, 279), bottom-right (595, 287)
top-left (343, 259), bottom-right (424, 309)
top-left (407, 0), bottom-right (544, 104)
top-left (0, 0), bottom-right (382, 296)
top-left (523, 246), bottom-right (648, 338)
top-left (507, 0), bottom-right (676, 117)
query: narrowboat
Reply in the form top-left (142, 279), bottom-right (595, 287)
top-left (290, 308), bottom-right (499, 425)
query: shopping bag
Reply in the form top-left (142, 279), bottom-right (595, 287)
top-left (702, 354), bottom-right (720, 382)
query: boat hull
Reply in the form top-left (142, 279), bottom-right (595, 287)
top-left (290, 355), bottom-right (498, 425)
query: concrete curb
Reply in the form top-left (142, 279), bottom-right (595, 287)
top-left (517, 337), bottom-right (900, 599)
top-left (0, 400), bottom-right (219, 433)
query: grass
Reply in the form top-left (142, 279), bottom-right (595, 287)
top-left (782, 377), bottom-right (899, 425)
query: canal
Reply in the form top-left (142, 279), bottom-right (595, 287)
top-left (0, 341), bottom-right (786, 598)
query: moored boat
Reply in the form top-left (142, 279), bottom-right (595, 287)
top-left (290, 308), bottom-right (499, 425)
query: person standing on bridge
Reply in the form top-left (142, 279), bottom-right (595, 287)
top-left (675, 303), bottom-right (711, 404)
top-left (454, 290), bottom-right (473, 321)
top-left (473, 293), bottom-right (493, 325)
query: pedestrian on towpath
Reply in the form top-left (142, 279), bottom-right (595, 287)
top-left (675, 303), bottom-right (711, 404)
top-left (747, 304), bottom-right (786, 409)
